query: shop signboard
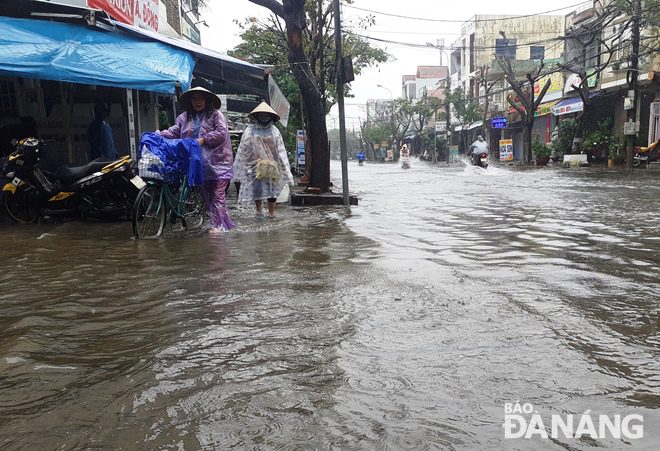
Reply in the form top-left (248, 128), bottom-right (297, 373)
top-left (88, 0), bottom-right (160, 32)
top-left (492, 117), bottom-right (508, 129)
top-left (499, 139), bottom-right (514, 161)
top-left (268, 76), bottom-right (291, 128)
top-left (88, 0), bottom-right (134, 25)
top-left (449, 144), bottom-right (459, 163)
top-left (134, 0), bottom-right (160, 32)
top-left (297, 130), bottom-right (305, 168)
top-left (181, 11), bottom-right (201, 43)
top-left (534, 72), bottom-right (563, 96)
top-left (564, 70), bottom-right (597, 93)
top-left (534, 101), bottom-right (558, 117)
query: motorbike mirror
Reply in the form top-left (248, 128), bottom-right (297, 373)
top-left (10, 139), bottom-right (18, 146)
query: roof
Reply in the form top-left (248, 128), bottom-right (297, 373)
top-left (402, 75), bottom-right (416, 82)
top-left (416, 66), bottom-right (448, 79)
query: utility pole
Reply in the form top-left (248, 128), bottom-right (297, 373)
top-left (427, 41), bottom-right (452, 163)
top-left (626, 0), bottom-right (641, 170)
top-left (445, 73), bottom-right (451, 163)
top-left (333, 0), bottom-right (350, 205)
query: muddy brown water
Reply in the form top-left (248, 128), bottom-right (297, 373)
top-left (1, 159), bottom-right (659, 450)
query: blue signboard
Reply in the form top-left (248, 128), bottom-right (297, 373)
top-left (492, 117), bottom-right (508, 129)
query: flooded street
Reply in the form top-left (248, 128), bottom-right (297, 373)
top-left (1, 160), bottom-right (659, 450)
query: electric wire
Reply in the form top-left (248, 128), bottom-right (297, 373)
top-left (343, 1), bottom-right (591, 23)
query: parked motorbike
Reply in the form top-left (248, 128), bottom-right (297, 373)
top-left (633, 140), bottom-right (660, 167)
top-left (1, 138), bottom-right (144, 223)
top-left (471, 152), bottom-right (489, 169)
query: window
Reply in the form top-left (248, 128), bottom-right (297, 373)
top-left (530, 46), bottom-right (545, 60)
top-left (408, 83), bottom-right (416, 99)
top-left (495, 39), bottom-right (516, 60)
top-left (0, 79), bottom-right (19, 117)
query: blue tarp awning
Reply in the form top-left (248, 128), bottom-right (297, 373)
top-left (0, 16), bottom-right (194, 94)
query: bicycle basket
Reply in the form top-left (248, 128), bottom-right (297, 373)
top-left (137, 146), bottom-right (165, 180)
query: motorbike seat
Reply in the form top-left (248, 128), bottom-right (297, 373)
top-left (54, 158), bottom-right (116, 183)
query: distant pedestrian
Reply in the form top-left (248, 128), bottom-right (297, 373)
top-left (88, 104), bottom-right (117, 160)
top-left (156, 87), bottom-right (235, 234)
top-left (233, 102), bottom-right (294, 219)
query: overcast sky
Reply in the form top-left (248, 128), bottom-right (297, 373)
top-left (202, 0), bottom-right (589, 130)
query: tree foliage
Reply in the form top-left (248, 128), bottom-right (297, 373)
top-left (229, 2), bottom-right (388, 120)
top-left (230, 0), bottom-right (388, 190)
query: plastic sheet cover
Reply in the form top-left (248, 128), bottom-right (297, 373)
top-left (0, 16), bottom-right (194, 93)
top-left (138, 133), bottom-right (203, 186)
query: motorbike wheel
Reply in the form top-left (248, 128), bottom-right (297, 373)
top-left (93, 184), bottom-right (137, 221)
top-left (181, 185), bottom-right (206, 230)
top-left (132, 184), bottom-right (166, 238)
top-left (633, 159), bottom-right (642, 168)
top-left (3, 188), bottom-right (39, 223)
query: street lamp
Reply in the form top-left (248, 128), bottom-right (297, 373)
top-left (377, 84), bottom-right (394, 159)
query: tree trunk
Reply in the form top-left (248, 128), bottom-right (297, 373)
top-left (249, 0), bottom-right (331, 191)
top-left (523, 120), bottom-right (534, 164)
top-left (284, 5), bottom-right (330, 191)
top-left (572, 110), bottom-right (586, 154)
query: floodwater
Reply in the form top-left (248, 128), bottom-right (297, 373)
top-left (1, 159), bottom-right (659, 450)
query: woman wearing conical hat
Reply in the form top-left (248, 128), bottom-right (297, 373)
top-left (233, 102), bottom-right (294, 219)
top-left (157, 86), bottom-right (235, 233)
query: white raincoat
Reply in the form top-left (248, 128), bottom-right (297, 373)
top-left (233, 123), bottom-right (294, 203)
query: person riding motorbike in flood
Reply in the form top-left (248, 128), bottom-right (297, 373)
top-left (469, 135), bottom-right (489, 168)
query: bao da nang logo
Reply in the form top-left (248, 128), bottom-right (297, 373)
top-left (503, 402), bottom-right (643, 440)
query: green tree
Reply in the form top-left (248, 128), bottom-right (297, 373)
top-left (445, 87), bottom-right (481, 154)
top-left (233, 0), bottom-right (388, 190)
top-left (361, 123), bottom-right (390, 160)
top-left (401, 96), bottom-right (442, 160)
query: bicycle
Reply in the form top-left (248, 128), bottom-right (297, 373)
top-left (132, 174), bottom-right (206, 238)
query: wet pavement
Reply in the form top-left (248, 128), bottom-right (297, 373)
top-left (1, 159), bottom-right (659, 450)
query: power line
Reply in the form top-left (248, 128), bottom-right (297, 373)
top-left (346, 31), bottom-right (566, 52)
top-left (343, 2), bottom-right (590, 23)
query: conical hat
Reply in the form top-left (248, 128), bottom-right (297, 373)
top-left (248, 102), bottom-right (280, 122)
top-left (179, 86), bottom-right (222, 110)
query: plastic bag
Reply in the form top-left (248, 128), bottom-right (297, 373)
top-left (255, 159), bottom-right (280, 181)
top-left (137, 146), bottom-right (165, 180)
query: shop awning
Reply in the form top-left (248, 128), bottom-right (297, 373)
top-left (0, 16), bottom-right (194, 94)
top-left (551, 93), bottom-right (599, 116)
top-left (103, 19), bottom-right (269, 99)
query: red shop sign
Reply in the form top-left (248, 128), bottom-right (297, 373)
top-left (88, 0), bottom-right (135, 25)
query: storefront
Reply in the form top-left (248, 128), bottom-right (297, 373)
top-left (0, 1), bottom-right (278, 165)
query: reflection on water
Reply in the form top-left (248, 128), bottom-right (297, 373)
top-left (1, 160), bottom-right (659, 449)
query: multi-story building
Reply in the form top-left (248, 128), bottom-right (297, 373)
top-left (402, 66), bottom-right (448, 101)
top-left (450, 14), bottom-right (565, 157)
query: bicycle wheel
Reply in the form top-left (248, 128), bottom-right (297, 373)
top-left (181, 185), bottom-right (207, 229)
top-left (4, 186), bottom-right (39, 223)
top-left (132, 184), bottom-right (166, 238)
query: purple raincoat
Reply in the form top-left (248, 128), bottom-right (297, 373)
top-left (157, 110), bottom-right (233, 181)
